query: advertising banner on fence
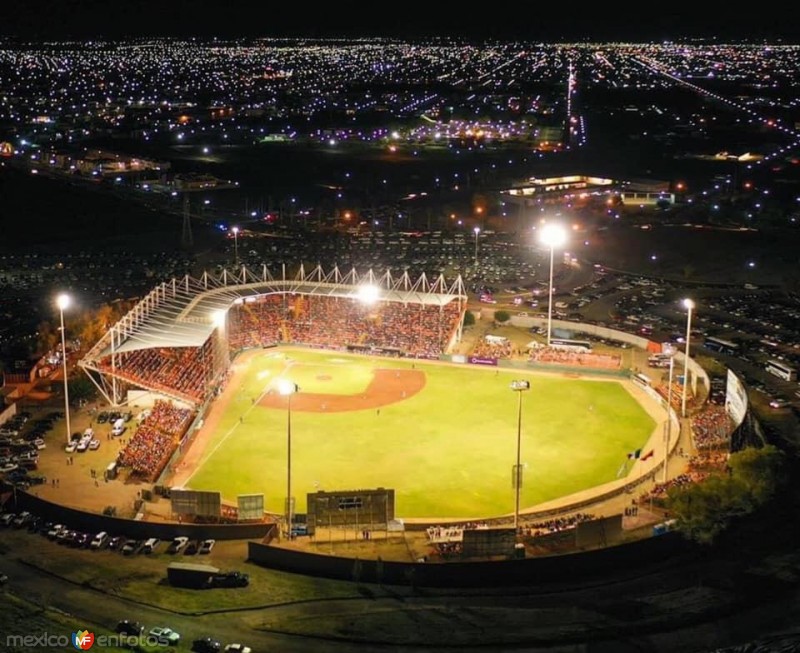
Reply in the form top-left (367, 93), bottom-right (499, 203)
top-left (468, 356), bottom-right (498, 366)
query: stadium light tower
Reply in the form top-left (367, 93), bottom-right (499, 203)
top-left (56, 293), bottom-right (72, 445)
top-left (664, 355), bottom-right (675, 484)
top-left (473, 226), bottom-right (481, 265)
top-left (278, 379), bottom-right (299, 538)
top-left (510, 379), bottom-right (530, 533)
top-left (232, 226), bottom-right (240, 264)
top-left (681, 299), bottom-right (695, 417)
top-left (357, 284), bottom-right (380, 306)
top-left (539, 223), bottom-right (568, 346)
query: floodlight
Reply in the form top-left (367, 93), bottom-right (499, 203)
top-left (277, 379), bottom-right (299, 396)
top-left (540, 223), bottom-right (568, 249)
top-left (56, 294), bottom-right (71, 311)
top-left (357, 284), bottom-right (380, 305)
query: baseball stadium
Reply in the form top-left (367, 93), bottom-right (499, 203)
top-left (76, 264), bottom-right (671, 533)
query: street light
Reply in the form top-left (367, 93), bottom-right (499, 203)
top-left (473, 226), bottom-right (480, 265)
top-left (277, 379), bottom-right (299, 538)
top-left (664, 355), bottom-right (675, 483)
top-left (681, 299), bottom-right (695, 417)
top-left (232, 226), bottom-right (239, 264)
top-left (510, 379), bottom-right (530, 532)
top-left (56, 293), bottom-right (72, 446)
top-left (539, 223), bottom-right (568, 346)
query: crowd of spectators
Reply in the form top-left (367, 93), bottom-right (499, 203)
top-left (472, 336), bottom-right (513, 360)
top-left (641, 448), bottom-right (730, 503)
top-left (101, 338), bottom-right (217, 404)
top-left (529, 347), bottom-right (621, 369)
top-left (691, 405), bottom-right (733, 450)
top-left (117, 400), bottom-right (193, 480)
top-left (655, 381), bottom-right (690, 410)
top-left (521, 512), bottom-right (595, 538)
top-left (227, 293), bottom-right (463, 358)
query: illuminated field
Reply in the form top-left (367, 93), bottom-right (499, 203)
top-left (186, 349), bottom-right (656, 518)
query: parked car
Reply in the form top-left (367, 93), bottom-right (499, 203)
top-left (90, 532), bottom-right (109, 550)
top-left (167, 536), bottom-right (189, 554)
top-left (183, 540), bottom-right (199, 555)
top-left (12, 511), bottom-right (32, 528)
top-left (121, 539), bottom-right (141, 555)
top-left (192, 637), bottom-right (222, 653)
top-left (115, 620), bottom-right (144, 636)
top-left (71, 532), bottom-right (90, 548)
top-left (209, 571), bottom-right (249, 588)
top-left (198, 539), bottom-right (215, 555)
top-left (149, 627), bottom-right (180, 645)
top-left (224, 644), bottom-right (252, 653)
top-left (141, 537), bottom-right (160, 554)
top-left (107, 535), bottom-right (124, 550)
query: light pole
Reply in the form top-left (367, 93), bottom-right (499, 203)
top-left (681, 299), bottom-right (695, 417)
top-left (664, 355), bottom-right (674, 483)
top-left (539, 224), bottom-right (568, 346)
top-left (232, 226), bottom-right (239, 264)
top-left (56, 294), bottom-right (72, 446)
top-left (473, 226), bottom-right (480, 265)
top-left (510, 379), bottom-right (530, 532)
top-left (278, 379), bottom-right (299, 538)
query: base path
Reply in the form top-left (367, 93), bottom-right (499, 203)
top-left (259, 369), bottom-right (426, 412)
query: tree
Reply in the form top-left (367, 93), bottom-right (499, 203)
top-left (667, 445), bottom-right (788, 545)
top-left (667, 475), bottom-right (751, 545)
top-left (727, 444), bottom-right (787, 504)
top-left (68, 376), bottom-right (96, 406)
top-left (37, 320), bottom-right (59, 354)
top-left (494, 310), bottom-right (511, 324)
top-left (463, 311), bottom-right (476, 327)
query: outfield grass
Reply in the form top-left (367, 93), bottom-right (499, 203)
top-left (188, 350), bottom-right (656, 518)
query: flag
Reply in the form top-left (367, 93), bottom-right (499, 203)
top-left (640, 449), bottom-right (655, 461)
top-left (627, 449), bottom-right (642, 460)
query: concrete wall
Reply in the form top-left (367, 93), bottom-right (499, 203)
top-left (248, 533), bottom-right (696, 588)
top-left (9, 488), bottom-right (271, 541)
top-left (0, 402), bottom-right (17, 426)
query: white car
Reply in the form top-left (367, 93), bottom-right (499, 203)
top-left (141, 537), bottom-right (160, 554)
top-left (198, 539), bottom-right (215, 554)
top-left (88, 439), bottom-right (100, 450)
top-left (149, 627), bottom-right (180, 645)
top-left (167, 536), bottom-right (189, 553)
top-left (65, 441), bottom-right (78, 453)
top-left (224, 645), bottom-right (252, 653)
top-left (90, 532), bottom-right (109, 550)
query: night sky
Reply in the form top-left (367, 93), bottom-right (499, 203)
top-left (5, 2), bottom-right (800, 41)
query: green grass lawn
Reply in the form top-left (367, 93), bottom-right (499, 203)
top-left (188, 350), bottom-right (656, 518)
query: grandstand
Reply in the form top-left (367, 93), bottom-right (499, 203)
top-left (80, 265), bottom-right (468, 408)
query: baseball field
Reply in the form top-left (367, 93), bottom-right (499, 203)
top-left (184, 349), bottom-right (656, 519)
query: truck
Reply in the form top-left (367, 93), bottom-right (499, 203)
top-left (166, 562), bottom-right (249, 589)
top-left (167, 562), bottom-right (220, 589)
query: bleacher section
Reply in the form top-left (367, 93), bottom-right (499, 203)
top-left (96, 338), bottom-right (217, 404)
top-left (227, 294), bottom-right (463, 359)
top-left (117, 400), bottom-right (194, 481)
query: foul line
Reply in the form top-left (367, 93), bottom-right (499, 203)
top-left (182, 358), bottom-right (295, 487)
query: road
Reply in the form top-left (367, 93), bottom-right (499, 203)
top-left (4, 528), bottom-right (800, 652)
